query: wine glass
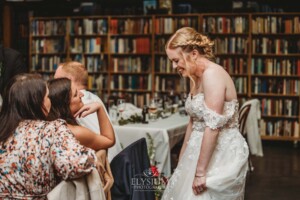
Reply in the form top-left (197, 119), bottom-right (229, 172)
top-left (179, 92), bottom-right (188, 116)
top-left (117, 98), bottom-right (126, 119)
top-left (148, 99), bottom-right (158, 122)
top-left (108, 99), bottom-right (118, 124)
top-left (181, 92), bottom-right (188, 106)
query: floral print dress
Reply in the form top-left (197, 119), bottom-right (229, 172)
top-left (0, 119), bottom-right (97, 199)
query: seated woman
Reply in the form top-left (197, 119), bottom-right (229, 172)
top-left (0, 73), bottom-right (96, 199)
top-left (47, 77), bottom-right (115, 151)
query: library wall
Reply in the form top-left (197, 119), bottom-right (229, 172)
top-left (1, 1), bottom-right (299, 141)
top-left (28, 13), bottom-right (300, 141)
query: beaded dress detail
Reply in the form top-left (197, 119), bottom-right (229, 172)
top-left (162, 93), bottom-right (249, 200)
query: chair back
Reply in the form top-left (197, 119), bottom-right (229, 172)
top-left (110, 138), bottom-right (155, 200)
top-left (95, 149), bottom-right (114, 200)
top-left (238, 104), bottom-right (251, 137)
top-left (238, 102), bottom-right (256, 172)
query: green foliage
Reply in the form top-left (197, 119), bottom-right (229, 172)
top-left (118, 114), bottom-right (143, 125)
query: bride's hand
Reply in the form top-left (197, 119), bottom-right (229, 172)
top-left (192, 175), bottom-right (207, 195)
top-left (74, 102), bottom-right (102, 118)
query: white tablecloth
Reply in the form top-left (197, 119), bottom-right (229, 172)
top-left (113, 113), bottom-right (189, 177)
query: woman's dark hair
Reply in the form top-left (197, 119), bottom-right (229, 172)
top-left (0, 73), bottom-right (48, 144)
top-left (47, 78), bottom-right (78, 125)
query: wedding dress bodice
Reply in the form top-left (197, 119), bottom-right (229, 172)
top-left (185, 93), bottom-right (239, 132)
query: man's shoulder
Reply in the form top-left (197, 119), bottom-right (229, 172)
top-left (81, 90), bottom-right (102, 103)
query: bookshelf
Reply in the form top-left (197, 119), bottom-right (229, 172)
top-left (68, 16), bottom-right (110, 98)
top-left (29, 17), bottom-right (68, 83)
top-left (250, 13), bottom-right (300, 140)
top-left (29, 13), bottom-right (300, 140)
top-left (108, 16), bottom-right (153, 107)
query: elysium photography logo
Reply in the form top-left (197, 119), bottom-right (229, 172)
top-left (131, 167), bottom-right (168, 192)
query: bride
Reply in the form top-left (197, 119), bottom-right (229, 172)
top-left (161, 27), bottom-right (249, 200)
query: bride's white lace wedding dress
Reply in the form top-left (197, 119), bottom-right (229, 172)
top-left (162, 93), bottom-right (249, 200)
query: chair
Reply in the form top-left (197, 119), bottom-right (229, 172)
top-left (238, 104), bottom-right (254, 172)
top-left (110, 138), bottom-right (155, 200)
top-left (47, 168), bottom-right (106, 200)
top-left (95, 149), bottom-right (114, 200)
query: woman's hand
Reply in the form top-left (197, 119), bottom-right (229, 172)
top-left (192, 175), bottom-right (207, 195)
top-left (74, 102), bottom-right (102, 118)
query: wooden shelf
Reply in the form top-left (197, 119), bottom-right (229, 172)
top-left (251, 94), bottom-right (299, 98)
top-left (261, 115), bottom-right (299, 119)
top-left (252, 74), bottom-right (300, 78)
top-left (261, 136), bottom-right (299, 141)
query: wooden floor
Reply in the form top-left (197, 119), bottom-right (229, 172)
top-left (171, 140), bottom-right (300, 199)
top-left (245, 141), bottom-right (300, 200)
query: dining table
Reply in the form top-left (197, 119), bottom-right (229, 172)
top-left (113, 112), bottom-right (190, 177)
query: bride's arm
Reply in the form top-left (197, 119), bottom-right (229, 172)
top-left (193, 68), bottom-right (226, 194)
top-left (195, 127), bottom-right (219, 176)
top-left (179, 79), bottom-right (195, 161)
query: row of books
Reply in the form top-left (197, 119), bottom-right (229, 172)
top-left (30, 16), bottom-right (300, 37)
top-left (216, 57), bottom-right (248, 74)
top-left (154, 76), bottom-right (187, 92)
top-left (233, 77), bottom-right (247, 93)
top-left (112, 57), bottom-right (151, 73)
top-left (154, 17), bottom-right (198, 34)
top-left (71, 54), bottom-right (108, 73)
top-left (214, 37), bottom-right (248, 54)
top-left (31, 20), bottom-right (67, 36)
top-left (110, 18), bottom-right (152, 34)
top-left (110, 37), bottom-right (150, 53)
top-left (155, 37), bottom-right (168, 53)
top-left (252, 38), bottom-right (300, 54)
top-left (260, 120), bottom-right (299, 137)
top-left (87, 74), bottom-right (107, 91)
top-left (252, 78), bottom-right (299, 95)
top-left (85, 55), bottom-right (108, 73)
top-left (261, 98), bottom-right (299, 116)
top-left (31, 55), bottom-right (65, 72)
top-left (70, 38), bottom-right (106, 53)
top-left (31, 39), bottom-right (66, 54)
top-left (252, 16), bottom-right (300, 34)
top-left (69, 19), bottom-right (108, 35)
top-left (155, 56), bottom-right (174, 73)
top-left (110, 75), bottom-right (152, 90)
top-left (32, 55), bottom-right (106, 75)
top-left (251, 58), bottom-right (300, 75)
top-left (203, 16), bottom-right (248, 34)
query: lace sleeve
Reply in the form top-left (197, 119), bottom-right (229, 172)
top-left (202, 102), bottom-right (235, 130)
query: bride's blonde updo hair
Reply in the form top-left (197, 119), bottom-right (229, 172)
top-left (165, 27), bottom-right (215, 61)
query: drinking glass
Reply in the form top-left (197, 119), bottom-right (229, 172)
top-left (117, 99), bottom-right (126, 119)
top-left (148, 99), bottom-right (158, 122)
